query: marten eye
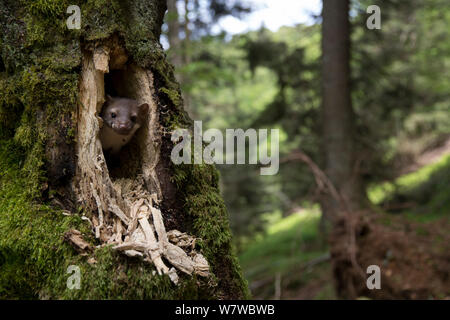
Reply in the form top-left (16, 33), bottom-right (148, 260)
top-left (130, 115), bottom-right (137, 122)
top-left (111, 112), bottom-right (116, 118)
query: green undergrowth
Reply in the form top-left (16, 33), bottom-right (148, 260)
top-left (368, 154), bottom-right (450, 222)
top-left (239, 154), bottom-right (450, 299)
top-left (239, 207), bottom-right (335, 299)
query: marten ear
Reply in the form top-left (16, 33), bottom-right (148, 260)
top-left (105, 94), bottom-right (113, 102)
top-left (139, 103), bottom-right (149, 114)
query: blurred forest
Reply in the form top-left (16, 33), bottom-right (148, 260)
top-left (163, 0), bottom-right (450, 299)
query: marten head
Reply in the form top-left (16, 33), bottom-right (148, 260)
top-left (101, 95), bottom-right (149, 136)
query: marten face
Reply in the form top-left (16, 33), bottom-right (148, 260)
top-left (101, 95), bottom-right (149, 136)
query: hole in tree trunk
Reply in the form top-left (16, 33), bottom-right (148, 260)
top-left (76, 40), bottom-right (163, 222)
top-left (103, 68), bottom-right (145, 180)
top-left (73, 39), bottom-right (210, 284)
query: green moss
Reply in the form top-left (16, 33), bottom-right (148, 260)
top-left (28, 0), bottom-right (68, 17)
top-left (159, 87), bottom-right (183, 108)
top-left (172, 163), bottom-right (250, 298)
top-left (0, 140), bottom-right (84, 298)
top-left (41, 246), bottom-right (208, 300)
top-left (81, 0), bottom-right (123, 41)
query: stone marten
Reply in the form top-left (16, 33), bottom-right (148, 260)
top-left (100, 95), bottom-right (148, 153)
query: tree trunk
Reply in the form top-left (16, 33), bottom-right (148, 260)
top-left (320, 0), bottom-right (367, 299)
top-left (0, 0), bottom-right (248, 299)
top-left (321, 0), bottom-right (365, 225)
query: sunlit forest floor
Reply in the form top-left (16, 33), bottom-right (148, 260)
top-left (239, 150), bottom-right (450, 299)
top-left (240, 208), bottom-right (335, 299)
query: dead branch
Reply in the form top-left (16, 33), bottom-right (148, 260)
top-left (280, 150), bottom-right (366, 279)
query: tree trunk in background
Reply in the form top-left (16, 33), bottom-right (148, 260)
top-left (183, 0), bottom-right (192, 66)
top-left (320, 0), bottom-right (365, 228)
top-left (0, 0), bottom-right (247, 299)
top-left (181, 0), bottom-right (193, 116)
top-left (321, 0), bottom-right (367, 299)
top-left (167, 0), bottom-right (183, 69)
top-left (166, 0), bottom-right (193, 116)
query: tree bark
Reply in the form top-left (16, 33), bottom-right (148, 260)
top-left (320, 0), bottom-right (367, 299)
top-left (0, 0), bottom-right (247, 299)
top-left (321, 0), bottom-right (365, 227)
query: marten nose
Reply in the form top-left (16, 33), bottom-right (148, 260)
top-left (118, 123), bottom-right (128, 130)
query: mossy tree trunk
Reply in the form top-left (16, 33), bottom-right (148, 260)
top-left (0, 0), bottom-right (248, 299)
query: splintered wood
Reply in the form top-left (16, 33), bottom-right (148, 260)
top-left (111, 195), bottom-right (209, 285)
top-left (74, 47), bottom-right (209, 284)
top-left (64, 229), bottom-right (93, 254)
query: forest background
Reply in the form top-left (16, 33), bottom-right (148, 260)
top-left (163, 0), bottom-right (450, 299)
